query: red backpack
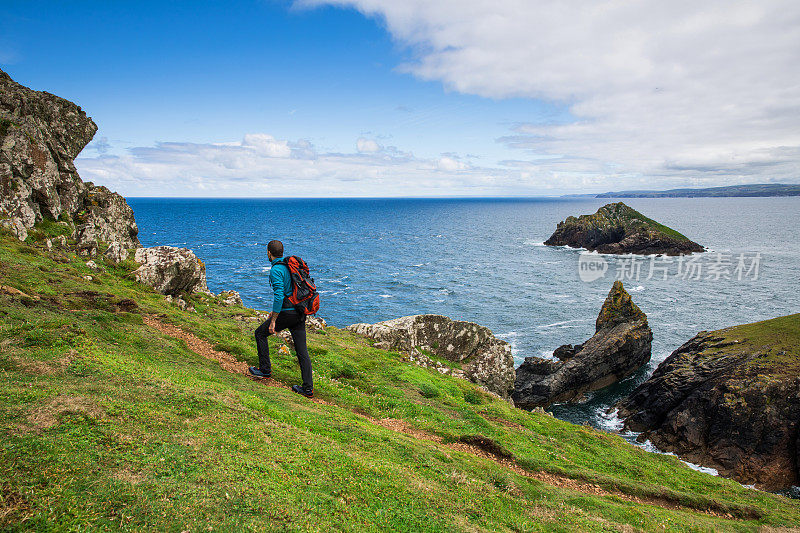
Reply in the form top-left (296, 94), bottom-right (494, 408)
top-left (275, 256), bottom-right (320, 315)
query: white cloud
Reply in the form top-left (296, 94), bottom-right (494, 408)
top-left (241, 133), bottom-right (292, 157)
top-left (300, 0), bottom-right (800, 186)
top-left (436, 156), bottom-right (468, 171)
top-left (356, 137), bottom-right (383, 153)
top-left (76, 134), bottom-right (536, 197)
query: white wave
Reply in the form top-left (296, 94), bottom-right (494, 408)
top-left (496, 331), bottom-right (520, 356)
top-left (628, 285), bottom-right (645, 292)
top-left (595, 408), bottom-right (625, 432)
top-left (538, 318), bottom-right (591, 329)
top-left (523, 240), bottom-right (546, 247)
top-left (540, 349), bottom-right (554, 358)
top-left (379, 294), bottom-right (394, 298)
top-left (640, 440), bottom-right (719, 476)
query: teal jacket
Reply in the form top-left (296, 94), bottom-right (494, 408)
top-left (269, 257), bottom-right (295, 313)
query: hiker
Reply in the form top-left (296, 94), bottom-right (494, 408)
top-left (249, 240), bottom-right (314, 398)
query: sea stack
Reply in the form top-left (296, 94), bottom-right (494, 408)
top-left (513, 281), bottom-right (652, 409)
top-left (544, 202), bottom-right (704, 255)
top-left (616, 313), bottom-right (800, 491)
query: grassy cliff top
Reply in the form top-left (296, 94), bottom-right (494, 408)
top-left (565, 202), bottom-right (692, 241)
top-left (704, 314), bottom-right (800, 379)
top-left (1, 226), bottom-right (799, 531)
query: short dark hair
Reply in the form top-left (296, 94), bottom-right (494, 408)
top-left (267, 240), bottom-right (284, 258)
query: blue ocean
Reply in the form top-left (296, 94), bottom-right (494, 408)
top-left (128, 197), bottom-right (800, 429)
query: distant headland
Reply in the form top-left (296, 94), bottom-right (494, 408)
top-left (564, 183), bottom-right (800, 198)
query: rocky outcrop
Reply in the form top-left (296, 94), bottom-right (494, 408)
top-left (219, 290), bottom-right (243, 307)
top-left (0, 68), bottom-right (139, 248)
top-left (133, 246), bottom-right (210, 296)
top-left (346, 314), bottom-right (516, 401)
top-left (616, 314), bottom-right (800, 490)
top-left (544, 202), bottom-right (703, 255)
top-left (513, 281), bottom-right (652, 409)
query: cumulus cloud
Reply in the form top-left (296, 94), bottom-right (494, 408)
top-left (356, 137), bottom-right (383, 153)
top-left (76, 133), bottom-right (529, 197)
top-left (300, 0), bottom-right (800, 186)
top-left (436, 156), bottom-right (468, 171)
top-left (241, 133), bottom-right (292, 158)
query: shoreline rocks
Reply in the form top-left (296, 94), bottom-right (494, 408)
top-left (346, 314), bottom-right (516, 401)
top-left (544, 202), bottom-right (703, 256)
top-left (513, 281), bottom-right (652, 409)
top-left (615, 314), bottom-right (800, 491)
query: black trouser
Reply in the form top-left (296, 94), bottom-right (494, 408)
top-left (255, 310), bottom-right (313, 390)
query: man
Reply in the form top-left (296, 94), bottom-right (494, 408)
top-left (249, 240), bottom-right (314, 398)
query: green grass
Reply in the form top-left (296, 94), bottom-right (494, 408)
top-left (709, 314), bottom-right (800, 378)
top-left (1, 227), bottom-right (799, 531)
top-left (575, 203), bottom-right (692, 242)
top-left (621, 206), bottom-right (691, 241)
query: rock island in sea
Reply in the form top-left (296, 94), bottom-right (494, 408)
top-left (544, 202), bottom-right (704, 255)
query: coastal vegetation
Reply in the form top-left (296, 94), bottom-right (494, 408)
top-left (2, 225), bottom-right (800, 531)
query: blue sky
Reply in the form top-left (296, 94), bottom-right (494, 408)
top-left (2, 0), bottom-right (798, 196)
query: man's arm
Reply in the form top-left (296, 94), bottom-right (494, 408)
top-left (268, 266), bottom-right (285, 333)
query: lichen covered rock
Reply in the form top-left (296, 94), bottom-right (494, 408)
top-left (103, 241), bottom-right (130, 264)
top-left (219, 290), bottom-right (243, 307)
top-left (513, 281), bottom-right (652, 409)
top-left (0, 67), bottom-right (139, 247)
top-left (346, 314), bottom-right (516, 400)
top-left (544, 202), bottom-right (703, 255)
top-left (133, 246), bottom-right (210, 296)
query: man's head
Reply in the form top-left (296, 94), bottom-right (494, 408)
top-left (267, 240), bottom-right (284, 260)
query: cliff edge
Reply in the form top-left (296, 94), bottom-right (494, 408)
top-left (616, 314), bottom-right (800, 491)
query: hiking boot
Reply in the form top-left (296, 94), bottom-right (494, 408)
top-left (291, 385), bottom-right (313, 398)
top-left (249, 367), bottom-right (271, 378)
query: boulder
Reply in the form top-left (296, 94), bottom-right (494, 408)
top-left (219, 290), bottom-right (243, 307)
top-left (346, 314), bottom-right (516, 400)
top-left (513, 281), bottom-right (652, 409)
top-left (133, 246), bottom-right (210, 296)
top-left (544, 202), bottom-right (703, 255)
top-left (0, 67), bottom-right (139, 248)
top-left (104, 241), bottom-right (130, 264)
top-left (615, 313), bottom-right (800, 491)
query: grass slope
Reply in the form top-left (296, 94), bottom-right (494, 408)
top-left (711, 314), bottom-right (800, 379)
top-left (1, 227), bottom-right (799, 531)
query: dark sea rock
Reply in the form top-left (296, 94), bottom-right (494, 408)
top-left (346, 314), bottom-right (516, 401)
top-left (0, 67), bottom-right (139, 248)
top-left (513, 281), bottom-right (652, 409)
top-left (615, 314), bottom-right (800, 490)
top-left (544, 202), bottom-right (703, 255)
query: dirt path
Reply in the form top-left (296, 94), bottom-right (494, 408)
top-left (143, 315), bottom-right (743, 521)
